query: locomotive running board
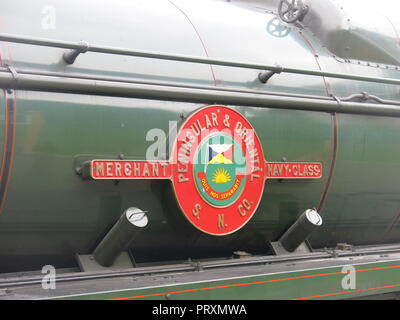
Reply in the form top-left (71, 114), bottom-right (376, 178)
top-left (1, 244), bottom-right (400, 300)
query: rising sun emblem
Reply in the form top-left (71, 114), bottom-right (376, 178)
top-left (212, 168), bottom-right (232, 183)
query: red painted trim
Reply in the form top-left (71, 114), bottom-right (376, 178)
top-left (317, 113), bottom-right (339, 212)
top-left (0, 91), bottom-right (16, 215)
top-left (167, 0), bottom-right (218, 86)
top-left (0, 92), bottom-right (16, 214)
top-left (106, 264), bottom-right (400, 300)
top-left (297, 31), bottom-right (332, 96)
top-left (0, 90), bottom-right (9, 184)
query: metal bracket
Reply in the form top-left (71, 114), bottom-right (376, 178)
top-left (63, 41), bottom-right (90, 64)
top-left (4, 64), bottom-right (18, 93)
top-left (269, 241), bottom-right (311, 255)
top-left (187, 258), bottom-right (203, 271)
top-left (331, 94), bottom-right (343, 114)
top-left (341, 91), bottom-right (386, 104)
top-left (76, 252), bottom-right (134, 272)
top-left (258, 66), bottom-right (283, 84)
top-left (5, 64), bottom-right (18, 81)
top-left (76, 160), bottom-right (92, 180)
top-left (269, 209), bottom-right (322, 255)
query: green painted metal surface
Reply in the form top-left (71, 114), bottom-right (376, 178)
top-left (311, 114), bottom-right (400, 246)
top-left (52, 260), bottom-right (400, 300)
top-left (0, 0), bottom-right (399, 282)
top-left (0, 93), bottom-right (333, 271)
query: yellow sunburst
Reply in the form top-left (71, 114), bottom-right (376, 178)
top-left (211, 168), bottom-right (231, 183)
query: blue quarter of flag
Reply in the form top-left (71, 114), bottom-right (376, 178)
top-left (208, 146), bottom-right (218, 162)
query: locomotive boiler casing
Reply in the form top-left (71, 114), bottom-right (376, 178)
top-left (0, 0), bottom-right (399, 273)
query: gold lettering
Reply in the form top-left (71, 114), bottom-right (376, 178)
top-left (299, 165), bottom-right (305, 176)
top-left (196, 119), bottom-right (206, 132)
top-left (186, 131), bottom-right (195, 143)
top-left (143, 163), bottom-right (150, 177)
top-left (134, 163), bottom-right (140, 176)
top-left (212, 113), bottom-right (219, 126)
top-left (246, 139), bottom-right (255, 149)
top-left (205, 114), bottom-right (212, 129)
top-left (180, 140), bottom-right (192, 155)
top-left (210, 191), bottom-right (219, 199)
top-left (95, 163), bottom-right (104, 176)
top-left (314, 165), bottom-right (321, 176)
top-left (268, 164), bottom-right (273, 177)
top-left (115, 163), bottom-right (122, 176)
top-left (235, 121), bottom-right (242, 134)
top-left (238, 204), bottom-right (246, 217)
top-left (190, 122), bottom-right (201, 136)
top-left (251, 166), bottom-right (262, 174)
top-left (308, 164), bottom-right (314, 176)
top-left (243, 199), bottom-right (251, 210)
top-left (223, 114), bottom-right (230, 128)
top-left (192, 203), bottom-right (201, 217)
top-left (244, 132), bottom-right (253, 145)
top-left (220, 178), bottom-right (240, 199)
top-left (238, 199), bottom-right (251, 216)
top-left (273, 164), bottom-right (283, 177)
top-left (200, 178), bottom-right (210, 192)
top-left (160, 162), bottom-right (168, 176)
top-left (152, 163), bottom-right (159, 177)
top-left (124, 163), bottom-right (132, 176)
top-left (178, 153), bottom-right (189, 165)
top-left (106, 162), bottom-right (113, 177)
top-left (248, 148), bottom-right (258, 160)
top-left (178, 139), bottom-right (193, 165)
top-left (242, 128), bottom-right (248, 140)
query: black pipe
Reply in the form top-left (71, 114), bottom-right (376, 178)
top-left (279, 209), bottom-right (323, 252)
top-left (93, 207), bottom-right (148, 267)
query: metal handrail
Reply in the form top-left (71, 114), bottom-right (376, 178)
top-left (0, 66), bottom-right (333, 101)
top-left (1, 33), bottom-right (400, 86)
top-left (1, 69), bottom-right (400, 117)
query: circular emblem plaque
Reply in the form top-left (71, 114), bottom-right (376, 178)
top-left (171, 105), bottom-right (266, 235)
top-left (89, 105), bottom-right (322, 236)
